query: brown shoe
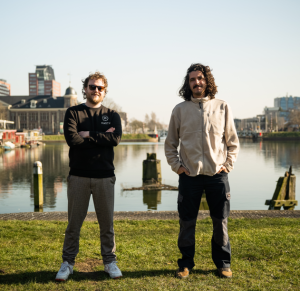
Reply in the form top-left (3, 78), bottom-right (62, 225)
top-left (218, 268), bottom-right (232, 278)
top-left (175, 267), bottom-right (189, 279)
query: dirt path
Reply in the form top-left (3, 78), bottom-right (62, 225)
top-left (0, 210), bottom-right (299, 221)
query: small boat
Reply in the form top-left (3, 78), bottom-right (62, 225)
top-left (159, 131), bottom-right (168, 142)
top-left (3, 141), bottom-right (15, 150)
top-left (28, 140), bottom-right (38, 148)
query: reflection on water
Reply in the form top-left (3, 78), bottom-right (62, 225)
top-left (143, 190), bottom-right (161, 210)
top-left (0, 140), bottom-right (300, 213)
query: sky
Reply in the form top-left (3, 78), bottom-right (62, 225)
top-left (1, 0), bottom-right (299, 123)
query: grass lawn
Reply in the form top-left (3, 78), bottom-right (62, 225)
top-left (122, 134), bottom-right (152, 140)
top-left (0, 218), bottom-right (299, 290)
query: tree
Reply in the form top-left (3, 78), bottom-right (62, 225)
top-left (287, 99), bottom-right (300, 128)
top-left (144, 114), bottom-right (150, 125)
top-left (102, 97), bottom-right (122, 112)
top-left (143, 111), bottom-right (166, 131)
top-left (151, 112), bottom-right (157, 123)
top-left (129, 119), bottom-right (144, 133)
top-left (0, 102), bottom-right (8, 120)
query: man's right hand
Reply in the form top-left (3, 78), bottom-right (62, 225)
top-left (106, 127), bottom-right (115, 132)
top-left (177, 166), bottom-right (190, 175)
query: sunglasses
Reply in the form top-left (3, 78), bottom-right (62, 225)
top-left (89, 85), bottom-right (105, 92)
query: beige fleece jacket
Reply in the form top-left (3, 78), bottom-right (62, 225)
top-left (165, 96), bottom-right (239, 177)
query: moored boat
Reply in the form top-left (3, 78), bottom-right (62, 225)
top-left (3, 141), bottom-right (15, 150)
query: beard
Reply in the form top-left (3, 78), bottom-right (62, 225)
top-left (86, 92), bottom-right (103, 105)
top-left (192, 86), bottom-right (206, 97)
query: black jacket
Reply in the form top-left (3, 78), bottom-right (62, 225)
top-left (64, 103), bottom-right (122, 178)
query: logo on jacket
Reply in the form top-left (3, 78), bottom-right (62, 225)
top-left (102, 115), bottom-right (109, 121)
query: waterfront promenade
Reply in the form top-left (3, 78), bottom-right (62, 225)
top-left (1, 210), bottom-right (299, 221)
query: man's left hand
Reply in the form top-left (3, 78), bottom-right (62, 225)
top-left (217, 165), bottom-right (228, 174)
top-left (78, 131), bottom-right (90, 138)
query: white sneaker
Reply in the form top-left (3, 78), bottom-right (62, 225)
top-left (104, 261), bottom-right (123, 279)
top-left (55, 261), bottom-right (74, 281)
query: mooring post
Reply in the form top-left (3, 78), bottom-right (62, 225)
top-left (142, 153), bottom-right (162, 184)
top-left (265, 166), bottom-right (298, 210)
top-left (33, 161), bottom-right (43, 209)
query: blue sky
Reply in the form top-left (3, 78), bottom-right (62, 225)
top-left (1, 0), bottom-right (299, 123)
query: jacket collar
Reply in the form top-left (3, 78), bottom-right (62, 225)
top-left (191, 96), bottom-right (210, 104)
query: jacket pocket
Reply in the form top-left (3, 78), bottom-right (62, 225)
top-left (209, 125), bottom-right (226, 164)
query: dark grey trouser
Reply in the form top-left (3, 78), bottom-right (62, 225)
top-left (62, 175), bottom-right (116, 265)
top-left (177, 172), bottom-right (231, 269)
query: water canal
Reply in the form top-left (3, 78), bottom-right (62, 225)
top-left (0, 140), bottom-right (299, 213)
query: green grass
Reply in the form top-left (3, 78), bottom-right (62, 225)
top-left (264, 132), bottom-right (300, 138)
top-left (122, 134), bottom-right (152, 140)
top-left (0, 219), bottom-right (300, 290)
top-left (42, 135), bottom-right (65, 141)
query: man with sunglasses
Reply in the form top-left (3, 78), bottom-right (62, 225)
top-left (55, 71), bottom-right (122, 281)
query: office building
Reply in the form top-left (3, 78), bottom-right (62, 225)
top-left (29, 65), bottom-right (61, 96)
top-left (0, 79), bottom-right (11, 96)
top-left (0, 86), bottom-right (77, 133)
top-left (274, 95), bottom-right (300, 120)
top-left (274, 96), bottom-right (300, 110)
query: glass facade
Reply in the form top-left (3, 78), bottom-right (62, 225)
top-left (38, 80), bottom-right (44, 95)
top-left (274, 96), bottom-right (300, 120)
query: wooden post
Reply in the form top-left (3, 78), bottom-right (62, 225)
top-left (142, 153), bottom-right (162, 184)
top-left (33, 161), bottom-right (43, 209)
top-left (265, 166), bottom-right (298, 210)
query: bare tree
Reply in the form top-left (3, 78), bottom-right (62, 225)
top-left (0, 102), bottom-right (8, 120)
top-left (151, 112), bottom-right (157, 122)
top-left (287, 99), bottom-right (300, 128)
top-left (102, 97), bottom-right (122, 112)
top-left (144, 114), bottom-right (150, 125)
top-left (130, 119), bottom-right (144, 133)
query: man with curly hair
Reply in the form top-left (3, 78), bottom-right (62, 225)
top-left (55, 71), bottom-right (123, 281)
top-left (165, 63), bottom-right (239, 279)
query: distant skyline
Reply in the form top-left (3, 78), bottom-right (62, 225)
top-left (1, 0), bottom-right (299, 123)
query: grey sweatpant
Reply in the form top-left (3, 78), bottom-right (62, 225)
top-left (62, 175), bottom-right (116, 265)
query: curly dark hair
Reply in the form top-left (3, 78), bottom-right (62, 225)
top-left (179, 63), bottom-right (218, 101)
top-left (82, 71), bottom-right (108, 99)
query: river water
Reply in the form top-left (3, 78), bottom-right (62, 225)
top-left (0, 140), bottom-right (299, 213)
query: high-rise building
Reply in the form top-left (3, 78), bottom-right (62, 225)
top-left (274, 95), bottom-right (300, 120)
top-left (28, 65), bottom-right (61, 96)
top-left (0, 79), bottom-right (11, 96)
top-left (274, 96), bottom-right (300, 110)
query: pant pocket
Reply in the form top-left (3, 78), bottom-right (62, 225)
top-left (177, 193), bottom-right (183, 203)
top-left (111, 176), bottom-right (116, 184)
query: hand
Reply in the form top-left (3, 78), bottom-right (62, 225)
top-left (177, 166), bottom-right (190, 175)
top-left (78, 131), bottom-right (90, 138)
top-left (217, 165), bottom-right (228, 174)
top-left (106, 127), bottom-right (115, 132)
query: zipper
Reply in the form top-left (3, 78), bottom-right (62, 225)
top-left (199, 102), bottom-right (204, 174)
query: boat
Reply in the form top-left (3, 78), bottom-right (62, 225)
top-left (3, 141), bottom-right (15, 150)
top-left (159, 131), bottom-right (168, 142)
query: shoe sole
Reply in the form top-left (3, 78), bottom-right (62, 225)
top-left (55, 279), bottom-right (66, 282)
top-left (218, 273), bottom-right (232, 278)
top-left (104, 271), bottom-right (123, 279)
top-left (175, 273), bottom-right (189, 279)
